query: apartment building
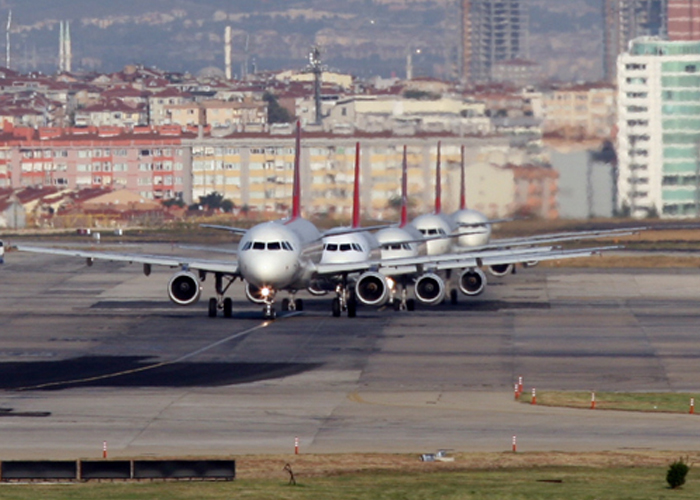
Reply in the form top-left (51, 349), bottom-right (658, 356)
top-left (541, 84), bottom-right (617, 139)
top-left (617, 37), bottom-right (700, 217)
top-left (0, 124), bottom-right (193, 201)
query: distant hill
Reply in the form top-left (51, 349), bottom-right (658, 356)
top-left (2, 0), bottom-right (603, 81)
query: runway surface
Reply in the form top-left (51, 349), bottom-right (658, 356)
top-left (1, 246), bottom-right (700, 458)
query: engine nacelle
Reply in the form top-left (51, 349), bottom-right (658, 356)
top-left (414, 273), bottom-right (445, 305)
top-left (307, 278), bottom-right (331, 296)
top-left (488, 263), bottom-right (514, 277)
top-left (167, 271), bottom-right (202, 306)
top-left (355, 271), bottom-right (390, 306)
top-left (459, 267), bottom-right (487, 296)
top-left (245, 282), bottom-right (266, 304)
top-left (523, 261), bottom-right (539, 268)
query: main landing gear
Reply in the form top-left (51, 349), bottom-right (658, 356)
top-left (281, 296), bottom-right (304, 312)
top-left (389, 279), bottom-right (415, 312)
top-left (332, 282), bottom-right (357, 318)
top-left (208, 273), bottom-right (236, 318)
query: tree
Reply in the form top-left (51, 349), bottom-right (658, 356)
top-left (221, 199), bottom-right (235, 213)
top-left (666, 457), bottom-right (690, 489)
top-left (198, 192), bottom-right (224, 210)
top-left (263, 92), bottom-right (293, 124)
top-left (162, 198), bottom-right (185, 209)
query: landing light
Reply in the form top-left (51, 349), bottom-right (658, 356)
top-left (261, 287), bottom-right (272, 298)
top-left (386, 277), bottom-right (396, 291)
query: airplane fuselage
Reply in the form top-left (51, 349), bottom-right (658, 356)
top-left (237, 218), bottom-right (322, 292)
top-left (450, 208), bottom-right (491, 248)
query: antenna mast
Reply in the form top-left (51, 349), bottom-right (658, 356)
top-left (6, 10), bottom-right (11, 69)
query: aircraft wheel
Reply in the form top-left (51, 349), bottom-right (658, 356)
top-left (450, 288), bottom-right (459, 305)
top-left (281, 298), bottom-right (290, 311)
top-left (332, 297), bottom-right (341, 317)
top-left (406, 298), bottom-right (416, 311)
top-left (347, 295), bottom-right (357, 318)
top-left (295, 298), bottom-right (304, 311)
top-left (223, 297), bottom-right (233, 318)
top-left (263, 305), bottom-right (276, 320)
top-left (208, 298), bottom-right (217, 318)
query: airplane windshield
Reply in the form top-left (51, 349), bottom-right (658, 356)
top-left (352, 244), bottom-right (362, 251)
top-left (252, 242), bottom-right (265, 250)
top-left (340, 244), bottom-right (352, 252)
top-left (325, 243), bottom-right (338, 251)
top-left (241, 241), bottom-right (252, 251)
top-left (267, 242), bottom-right (281, 251)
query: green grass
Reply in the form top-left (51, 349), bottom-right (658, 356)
top-left (0, 466), bottom-right (696, 499)
top-left (520, 391), bottom-right (699, 413)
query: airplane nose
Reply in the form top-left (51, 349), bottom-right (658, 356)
top-left (243, 252), bottom-right (298, 287)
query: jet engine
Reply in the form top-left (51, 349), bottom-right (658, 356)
top-left (245, 282), bottom-right (267, 304)
top-left (167, 271), bottom-right (202, 306)
top-left (488, 264), bottom-right (513, 277)
top-left (355, 271), bottom-right (390, 306)
top-left (458, 267), bottom-right (487, 296)
top-left (414, 273), bottom-right (445, 305)
top-left (307, 278), bottom-right (331, 296)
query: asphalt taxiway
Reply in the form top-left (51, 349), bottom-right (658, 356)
top-left (1, 247), bottom-right (700, 458)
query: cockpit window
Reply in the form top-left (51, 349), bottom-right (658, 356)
top-left (428, 228), bottom-right (438, 235)
top-left (419, 229), bottom-right (426, 235)
top-left (252, 241), bottom-right (265, 250)
top-left (282, 241), bottom-right (293, 251)
top-left (326, 243), bottom-right (338, 252)
top-left (403, 244), bottom-right (412, 250)
top-left (352, 243), bottom-right (362, 251)
top-left (340, 244), bottom-right (352, 252)
top-left (241, 241), bottom-right (252, 251)
top-left (267, 242), bottom-right (281, 250)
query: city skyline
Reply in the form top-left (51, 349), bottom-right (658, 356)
top-left (2, 0), bottom-right (604, 82)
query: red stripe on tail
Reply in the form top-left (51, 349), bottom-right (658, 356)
top-left (460, 144), bottom-right (466, 210)
top-left (400, 145), bottom-right (408, 228)
top-left (291, 120), bottom-right (301, 220)
top-left (435, 141), bottom-right (442, 214)
top-left (352, 142), bottom-right (361, 228)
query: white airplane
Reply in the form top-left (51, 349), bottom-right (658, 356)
top-left (13, 129), bottom-right (638, 320)
top-left (351, 143), bottom-right (643, 311)
top-left (15, 123), bottom-right (387, 320)
top-left (310, 142), bottom-right (383, 317)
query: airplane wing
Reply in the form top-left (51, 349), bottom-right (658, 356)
top-left (15, 245), bottom-right (240, 275)
top-left (376, 244), bottom-right (620, 276)
top-left (456, 216), bottom-right (514, 228)
top-left (315, 243), bottom-right (620, 278)
top-left (322, 224), bottom-right (391, 237)
top-left (458, 226), bottom-right (645, 252)
top-left (200, 224), bottom-right (249, 235)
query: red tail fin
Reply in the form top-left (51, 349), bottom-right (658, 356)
top-left (291, 120), bottom-right (301, 220)
top-left (435, 141), bottom-right (442, 214)
top-left (460, 144), bottom-right (467, 210)
top-left (352, 142), bottom-right (361, 228)
top-left (400, 145), bottom-right (408, 228)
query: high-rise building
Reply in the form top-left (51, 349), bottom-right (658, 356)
top-left (460, 0), bottom-right (529, 84)
top-left (668, 0), bottom-right (700, 41)
top-left (603, 0), bottom-right (668, 82)
top-left (616, 37), bottom-right (700, 218)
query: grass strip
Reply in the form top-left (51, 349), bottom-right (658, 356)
top-left (519, 391), bottom-right (700, 413)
